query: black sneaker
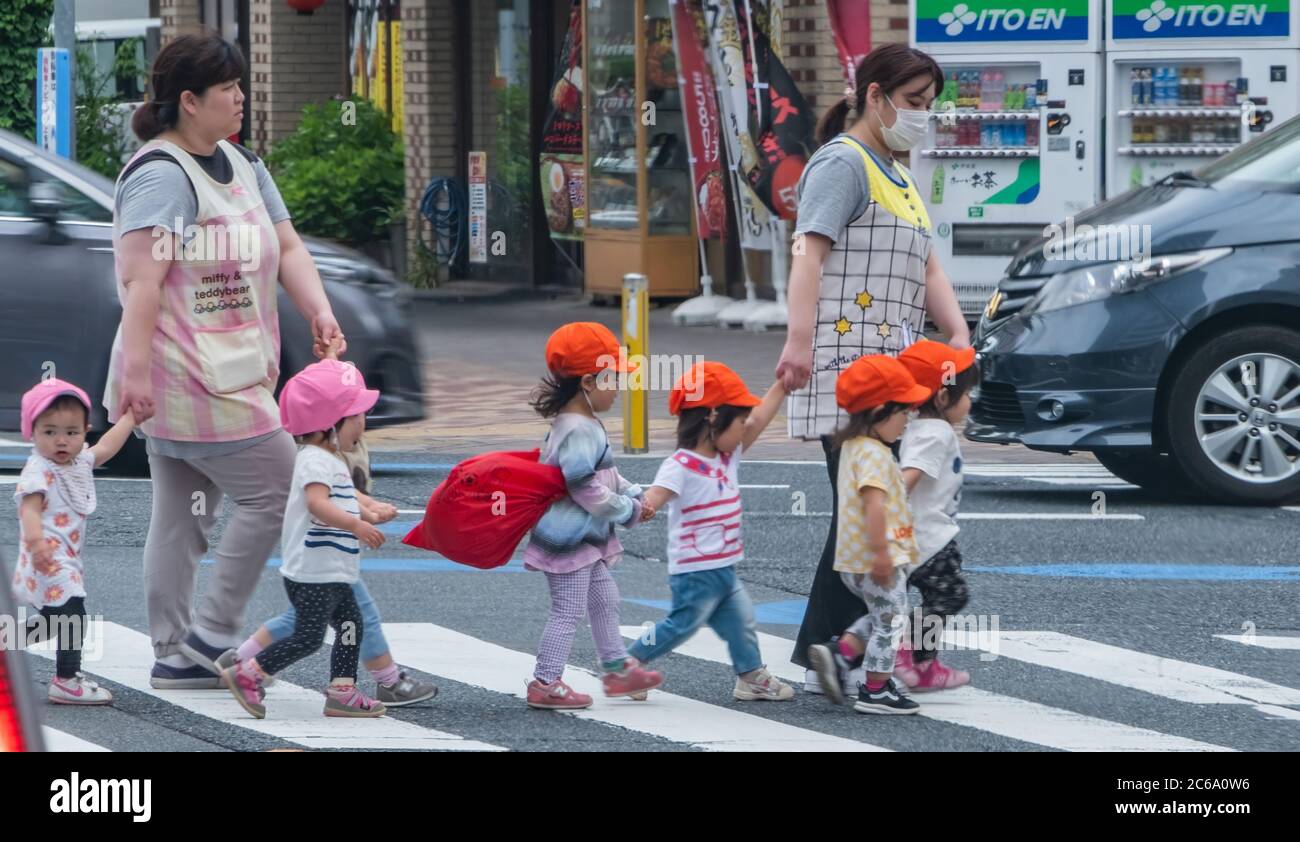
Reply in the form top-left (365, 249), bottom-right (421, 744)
top-left (150, 660), bottom-right (222, 690)
top-left (853, 678), bottom-right (921, 715)
top-left (807, 643), bottom-right (851, 706)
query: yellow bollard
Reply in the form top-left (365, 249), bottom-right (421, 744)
top-left (622, 273), bottom-right (649, 454)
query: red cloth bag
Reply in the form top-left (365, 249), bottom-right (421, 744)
top-left (401, 450), bottom-right (566, 569)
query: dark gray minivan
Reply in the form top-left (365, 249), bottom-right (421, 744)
top-left (968, 115), bottom-right (1300, 505)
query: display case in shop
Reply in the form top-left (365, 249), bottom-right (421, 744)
top-left (583, 0), bottom-right (698, 297)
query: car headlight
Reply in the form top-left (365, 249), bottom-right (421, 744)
top-left (1024, 247), bottom-right (1233, 316)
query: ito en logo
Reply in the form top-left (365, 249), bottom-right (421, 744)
top-left (939, 3), bottom-right (978, 36)
top-left (1137, 0), bottom-right (1176, 32)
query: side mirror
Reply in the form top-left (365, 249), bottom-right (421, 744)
top-left (28, 179), bottom-right (65, 225)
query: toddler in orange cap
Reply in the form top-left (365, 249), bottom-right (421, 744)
top-left (627, 362), bottom-right (795, 702)
top-left (892, 339), bottom-right (980, 692)
top-left (522, 322), bottom-right (664, 710)
top-left (807, 355), bottom-right (931, 715)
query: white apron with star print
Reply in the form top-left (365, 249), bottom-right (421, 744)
top-left (787, 137), bottom-right (932, 440)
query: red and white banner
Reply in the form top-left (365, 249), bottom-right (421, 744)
top-left (825, 0), bottom-right (872, 87)
top-left (671, 0), bottom-right (726, 240)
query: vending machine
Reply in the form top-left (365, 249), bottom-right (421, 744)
top-left (1105, 0), bottom-right (1300, 195)
top-left (910, 1), bottom-right (1105, 318)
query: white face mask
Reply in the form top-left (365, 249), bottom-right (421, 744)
top-left (877, 95), bottom-right (929, 152)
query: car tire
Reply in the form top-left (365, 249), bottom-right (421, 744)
top-left (1164, 325), bottom-right (1300, 506)
top-left (1092, 450), bottom-right (1200, 501)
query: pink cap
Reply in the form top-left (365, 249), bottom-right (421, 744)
top-left (278, 360), bottom-right (379, 436)
top-left (21, 378), bottom-right (92, 441)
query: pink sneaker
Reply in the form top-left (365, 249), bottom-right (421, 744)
top-left (526, 678), bottom-right (592, 710)
top-left (223, 662), bottom-right (266, 719)
top-left (601, 658), bottom-right (664, 698)
top-left (894, 642), bottom-right (922, 690)
top-left (910, 658), bottom-right (971, 693)
top-left (324, 683), bottom-right (386, 717)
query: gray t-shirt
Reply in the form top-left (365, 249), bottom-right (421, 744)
top-left (793, 135), bottom-right (876, 244)
top-left (116, 147), bottom-right (291, 237)
top-left (115, 145), bottom-right (291, 459)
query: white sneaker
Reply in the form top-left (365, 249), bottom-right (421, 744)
top-left (733, 668), bottom-right (795, 701)
top-left (846, 666), bottom-right (867, 696)
top-left (803, 668), bottom-right (823, 694)
top-left (49, 673), bottom-right (113, 705)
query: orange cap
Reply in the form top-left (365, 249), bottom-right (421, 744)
top-left (668, 361), bottom-right (762, 415)
top-left (835, 355), bottom-right (932, 414)
top-left (544, 322), bottom-right (634, 377)
top-left (897, 340), bottom-right (977, 394)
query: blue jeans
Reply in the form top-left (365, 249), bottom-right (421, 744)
top-left (265, 579), bottom-right (389, 664)
top-left (628, 567), bottom-right (762, 675)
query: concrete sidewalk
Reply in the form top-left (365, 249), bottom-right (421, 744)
top-left (366, 295), bottom-right (1095, 465)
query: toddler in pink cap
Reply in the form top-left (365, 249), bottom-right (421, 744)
top-left (223, 359), bottom-right (388, 719)
top-left (12, 378), bottom-right (137, 705)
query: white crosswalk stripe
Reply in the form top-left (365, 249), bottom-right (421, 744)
top-left (618, 627), bottom-right (1231, 752)
top-left (383, 623), bottom-right (886, 752)
top-left (29, 622), bottom-right (505, 751)
top-left (27, 620), bottom-right (1297, 752)
top-left (943, 630), bottom-right (1300, 722)
top-left (42, 726), bottom-right (111, 752)
top-left (1215, 634), bottom-right (1300, 651)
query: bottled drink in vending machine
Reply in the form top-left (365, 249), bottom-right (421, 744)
top-left (981, 70), bottom-right (995, 110)
top-left (1026, 118), bottom-right (1039, 147)
top-left (1179, 66), bottom-right (1191, 105)
top-left (992, 70), bottom-right (1005, 111)
top-left (1192, 67), bottom-right (1203, 106)
top-left (1131, 68), bottom-right (1142, 105)
top-left (1143, 68), bottom-right (1155, 105)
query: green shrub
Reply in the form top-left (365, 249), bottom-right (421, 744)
top-left (265, 99), bottom-right (404, 246)
top-left (0, 0), bottom-right (54, 139)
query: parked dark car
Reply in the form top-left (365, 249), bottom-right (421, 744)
top-left (0, 129), bottom-right (424, 472)
top-left (968, 115), bottom-right (1300, 506)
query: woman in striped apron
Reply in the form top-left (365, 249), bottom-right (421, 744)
top-left (775, 44), bottom-right (971, 693)
top-left (105, 34), bottom-right (346, 688)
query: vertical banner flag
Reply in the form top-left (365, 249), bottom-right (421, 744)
top-left (735, 0), bottom-right (814, 220)
top-left (825, 0), bottom-right (872, 88)
top-left (705, 0), bottom-right (771, 250)
top-left (670, 0), bottom-right (726, 240)
top-left (540, 0), bottom-right (587, 242)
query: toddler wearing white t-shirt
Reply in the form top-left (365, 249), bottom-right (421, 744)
top-left (628, 362), bottom-right (795, 702)
top-left (896, 340), bottom-right (980, 692)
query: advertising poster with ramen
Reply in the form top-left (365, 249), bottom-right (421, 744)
top-left (540, 0), bottom-right (586, 242)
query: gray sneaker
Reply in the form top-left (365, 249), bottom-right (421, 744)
top-left (375, 671), bottom-right (438, 707)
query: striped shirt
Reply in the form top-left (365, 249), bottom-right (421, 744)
top-left (280, 445), bottom-right (362, 584)
top-left (652, 445), bottom-right (744, 575)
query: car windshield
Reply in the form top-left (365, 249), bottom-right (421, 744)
top-left (1197, 115), bottom-right (1300, 193)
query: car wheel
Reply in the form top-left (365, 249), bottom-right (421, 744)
top-left (1092, 450), bottom-right (1199, 500)
top-left (1165, 326), bottom-right (1300, 505)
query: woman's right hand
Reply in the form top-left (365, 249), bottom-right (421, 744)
top-left (776, 336), bottom-right (813, 391)
top-left (120, 373), bottom-right (156, 425)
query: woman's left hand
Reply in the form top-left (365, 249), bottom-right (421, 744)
top-left (311, 312), bottom-right (347, 359)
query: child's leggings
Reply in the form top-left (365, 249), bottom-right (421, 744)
top-left (256, 580), bottom-right (362, 680)
top-left (534, 560), bottom-right (627, 683)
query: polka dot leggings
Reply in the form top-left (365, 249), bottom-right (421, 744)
top-left (255, 580), bottom-right (363, 681)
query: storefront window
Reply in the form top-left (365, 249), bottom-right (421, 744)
top-left (587, 0), bottom-right (638, 230)
top-left (643, 0), bottom-right (691, 235)
top-left (468, 0), bottom-right (534, 275)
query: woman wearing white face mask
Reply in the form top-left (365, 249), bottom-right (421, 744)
top-left (773, 43), bottom-right (970, 696)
